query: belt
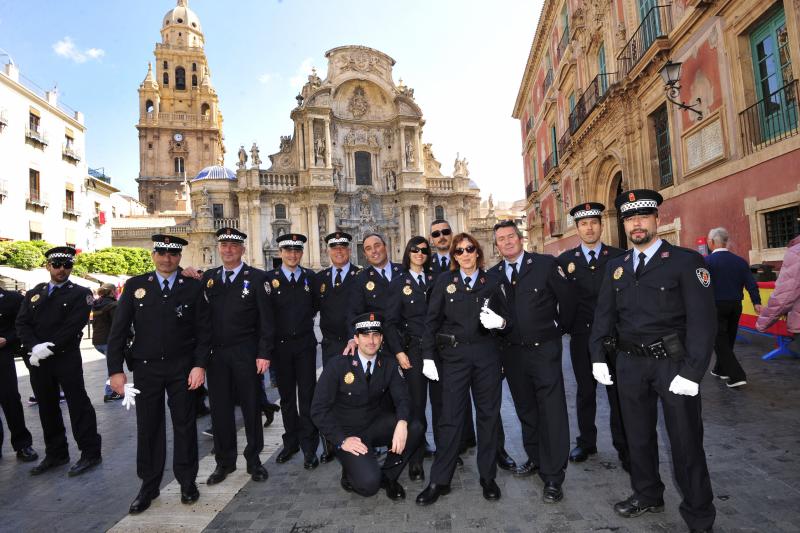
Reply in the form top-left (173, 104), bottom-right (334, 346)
top-left (618, 339), bottom-right (669, 359)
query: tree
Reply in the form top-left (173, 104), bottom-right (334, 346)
top-left (0, 242), bottom-right (46, 270)
top-left (72, 250), bottom-right (128, 276)
top-left (100, 247), bottom-right (152, 275)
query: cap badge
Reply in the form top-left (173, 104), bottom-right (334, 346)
top-left (628, 192), bottom-right (635, 202)
top-left (369, 313), bottom-right (375, 321)
top-left (164, 236), bottom-right (170, 243)
top-left (585, 203), bottom-right (590, 210)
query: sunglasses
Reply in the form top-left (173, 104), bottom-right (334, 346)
top-left (50, 261), bottom-right (74, 269)
top-left (431, 228), bottom-right (452, 238)
top-left (155, 250), bottom-right (181, 257)
top-left (453, 245), bottom-right (477, 256)
top-left (410, 247), bottom-right (430, 255)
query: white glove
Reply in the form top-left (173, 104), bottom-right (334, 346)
top-left (28, 353), bottom-right (41, 367)
top-left (422, 359), bottom-right (439, 381)
top-left (592, 363), bottom-right (614, 385)
top-left (479, 308), bottom-right (505, 330)
top-left (668, 375), bottom-right (699, 396)
top-left (29, 342), bottom-right (55, 367)
top-left (121, 383), bottom-right (142, 410)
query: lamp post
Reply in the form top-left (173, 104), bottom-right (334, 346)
top-left (659, 60), bottom-right (703, 121)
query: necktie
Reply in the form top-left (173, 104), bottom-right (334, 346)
top-left (440, 256), bottom-right (447, 270)
top-left (162, 278), bottom-right (170, 297)
top-left (290, 272), bottom-right (296, 286)
top-left (334, 268), bottom-right (343, 287)
top-left (588, 250), bottom-right (597, 270)
top-left (509, 262), bottom-right (518, 288)
top-left (417, 274), bottom-right (424, 287)
top-left (635, 252), bottom-right (646, 279)
top-left (365, 360), bottom-right (372, 383)
top-left (225, 270), bottom-right (234, 284)
top-left (381, 268), bottom-right (387, 281)
top-left (49, 285), bottom-right (59, 297)
top-left (464, 276), bottom-right (472, 291)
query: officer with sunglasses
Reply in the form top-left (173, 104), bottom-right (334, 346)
top-left (429, 220), bottom-right (454, 275)
top-left (16, 246), bottom-right (102, 477)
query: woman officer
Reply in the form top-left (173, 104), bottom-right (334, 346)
top-left (415, 233), bottom-right (510, 505)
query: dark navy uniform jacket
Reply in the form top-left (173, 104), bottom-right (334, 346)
top-left (16, 280), bottom-right (92, 356)
top-left (557, 244), bottom-right (625, 335)
top-left (346, 263), bottom-right (404, 337)
top-left (312, 264), bottom-right (362, 342)
top-left (106, 269), bottom-right (205, 374)
top-left (589, 241), bottom-right (717, 383)
top-left (383, 269), bottom-right (435, 356)
top-left (421, 269), bottom-right (510, 361)
top-left (196, 264), bottom-right (274, 361)
top-left (264, 266), bottom-right (316, 340)
top-left (488, 251), bottom-right (577, 344)
top-left (0, 288), bottom-right (24, 356)
top-left (310, 352), bottom-right (410, 445)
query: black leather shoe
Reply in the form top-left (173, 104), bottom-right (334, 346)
top-left (206, 465), bottom-right (236, 485)
top-left (16, 446), bottom-right (39, 463)
top-left (276, 446), bottom-right (299, 463)
top-left (542, 481), bottom-right (563, 503)
top-left (129, 489), bottom-right (159, 514)
top-left (408, 464), bottom-right (425, 481)
top-left (381, 452), bottom-right (404, 470)
top-left (180, 483), bottom-right (200, 504)
top-left (513, 460), bottom-right (538, 477)
top-left (68, 455), bottom-right (102, 477)
top-left (262, 403), bottom-right (280, 428)
top-left (415, 483), bottom-right (450, 506)
top-left (303, 453), bottom-right (319, 470)
top-left (30, 455), bottom-right (70, 475)
top-left (496, 448), bottom-right (517, 471)
top-left (613, 495), bottom-right (665, 517)
top-left (480, 478), bottom-right (501, 501)
top-left (320, 439), bottom-right (335, 464)
top-left (569, 445), bottom-right (597, 463)
top-left (455, 456), bottom-right (464, 467)
top-left (381, 476), bottom-right (406, 500)
top-left (248, 463), bottom-right (268, 482)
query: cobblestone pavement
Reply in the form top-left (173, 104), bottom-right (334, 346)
top-left (0, 331), bottom-right (798, 533)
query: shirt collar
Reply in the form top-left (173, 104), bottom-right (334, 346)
top-left (155, 270), bottom-right (178, 289)
top-left (505, 251), bottom-right (524, 268)
top-left (357, 350), bottom-right (377, 372)
top-left (332, 262), bottom-right (351, 279)
top-left (581, 243), bottom-right (602, 260)
top-left (281, 264), bottom-right (300, 280)
top-left (711, 248), bottom-right (728, 253)
top-left (460, 269), bottom-right (479, 286)
top-left (436, 253), bottom-right (451, 263)
top-left (634, 239), bottom-right (663, 264)
top-left (223, 262), bottom-right (244, 280)
top-left (48, 281), bottom-right (67, 292)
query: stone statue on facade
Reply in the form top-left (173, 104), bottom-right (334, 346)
top-left (308, 67), bottom-right (322, 88)
top-left (454, 153), bottom-right (470, 177)
top-left (200, 186), bottom-right (210, 207)
top-left (345, 130), bottom-right (356, 146)
top-left (237, 145), bottom-right (248, 169)
top-left (314, 137), bottom-right (326, 165)
top-left (405, 139), bottom-right (415, 167)
top-left (250, 143), bottom-right (261, 166)
top-left (279, 135), bottom-right (292, 153)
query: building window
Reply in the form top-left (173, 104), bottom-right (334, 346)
top-left (201, 103), bottom-right (210, 116)
top-left (163, 72), bottom-right (169, 86)
top-left (175, 67), bottom-right (186, 90)
top-left (550, 125), bottom-right (558, 166)
top-left (435, 205), bottom-right (445, 220)
top-left (275, 203), bottom-right (287, 220)
top-left (192, 62), bottom-right (197, 72)
top-left (530, 152), bottom-right (538, 191)
top-left (163, 61), bottom-right (168, 69)
top-left (29, 169), bottom-right (40, 202)
top-left (764, 205), bottom-right (800, 248)
top-left (174, 157), bottom-right (184, 174)
top-left (29, 112), bottom-right (40, 133)
top-left (212, 203), bottom-right (224, 219)
top-left (192, 74), bottom-right (197, 87)
top-left (651, 104), bottom-right (673, 188)
top-left (598, 43), bottom-right (608, 95)
top-left (30, 231), bottom-right (42, 241)
top-left (65, 189), bottom-right (75, 211)
top-left (354, 151), bottom-right (372, 185)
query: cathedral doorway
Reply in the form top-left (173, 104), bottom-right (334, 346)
top-left (612, 171), bottom-right (627, 249)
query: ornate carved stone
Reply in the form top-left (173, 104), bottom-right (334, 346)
top-left (348, 86), bottom-right (370, 118)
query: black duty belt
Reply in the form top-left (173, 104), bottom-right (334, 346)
top-left (618, 339), bottom-right (669, 359)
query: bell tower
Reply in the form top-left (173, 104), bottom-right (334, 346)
top-left (136, 0), bottom-right (225, 213)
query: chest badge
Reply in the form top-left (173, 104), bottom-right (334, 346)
top-left (320, 283), bottom-right (326, 294)
top-left (31, 294), bottom-right (40, 303)
top-left (403, 285), bottom-right (413, 296)
top-left (613, 267), bottom-right (624, 280)
top-left (272, 279), bottom-right (280, 289)
top-left (134, 288), bottom-right (146, 299)
top-left (366, 281), bottom-right (375, 291)
top-left (241, 280), bottom-right (250, 297)
top-left (344, 371), bottom-right (355, 385)
top-left (446, 284), bottom-right (456, 294)
top-left (206, 279), bottom-right (214, 289)
top-left (567, 262), bottom-right (576, 274)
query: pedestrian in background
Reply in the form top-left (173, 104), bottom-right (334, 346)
top-left (92, 283), bottom-right (122, 402)
top-left (757, 233), bottom-right (800, 352)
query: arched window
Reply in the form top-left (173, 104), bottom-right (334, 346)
top-left (192, 75), bottom-right (198, 87)
top-left (162, 72), bottom-right (169, 87)
top-left (174, 157), bottom-right (185, 174)
top-left (192, 63), bottom-right (197, 72)
top-left (354, 151), bottom-right (372, 185)
top-left (275, 204), bottom-right (287, 220)
top-left (175, 67), bottom-right (186, 90)
top-left (163, 61), bottom-right (168, 69)
top-left (200, 103), bottom-right (210, 116)
top-left (435, 205), bottom-right (445, 220)
top-left (145, 99), bottom-right (154, 113)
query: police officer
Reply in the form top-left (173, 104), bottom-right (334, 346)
top-left (197, 227), bottom-right (272, 485)
top-left (590, 189), bottom-right (716, 533)
top-left (0, 286), bottom-right (38, 462)
top-left (16, 246), bottom-right (102, 477)
top-left (107, 235), bottom-right (205, 513)
top-left (311, 313), bottom-right (424, 500)
top-left (416, 233), bottom-right (509, 505)
top-left (557, 203), bottom-right (629, 469)
top-left (265, 233), bottom-right (319, 469)
top-left (344, 232), bottom-right (403, 355)
top-left (312, 231), bottom-right (361, 464)
top-left (490, 220), bottom-right (576, 503)
top-left (429, 219), bottom-right (454, 275)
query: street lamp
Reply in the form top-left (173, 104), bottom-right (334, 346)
top-left (659, 60), bottom-right (703, 121)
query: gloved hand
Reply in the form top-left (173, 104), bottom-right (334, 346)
top-left (592, 363), bottom-right (614, 385)
top-left (668, 375), bottom-right (699, 396)
top-left (29, 342), bottom-right (55, 367)
top-left (479, 308), bottom-right (505, 330)
top-left (422, 359), bottom-right (439, 381)
top-left (121, 383), bottom-right (142, 410)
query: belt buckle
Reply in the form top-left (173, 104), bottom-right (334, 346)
top-left (648, 341), bottom-right (667, 359)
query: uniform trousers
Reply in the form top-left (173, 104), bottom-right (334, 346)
top-left (402, 339), bottom-right (428, 467)
top-left (132, 357), bottom-right (198, 494)
top-left (0, 351), bottom-right (33, 452)
top-left (712, 300), bottom-right (746, 383)
top-left (336, 412), bottom-right (424, 496)
top-left (430, 341), bottom-right (501, 485)
top-left (207, 342), bottom-right (263, 469)
top-left (570, 333), bottom-right (628, 456)
top-left (27, 349), bottom-right (100, 460)
top-left (616, 352), bottom-right (715, 531)
top-left (426, 353), bottom-right (482, 453)
top-left (274, 336), bottom-right (319, 454)
top-left (502, 339), bottom-right (568, 484)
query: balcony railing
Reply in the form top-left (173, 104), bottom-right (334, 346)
top-left (549, 220), bottom-right (564, 237)
top-left (0, 109), bottom-right (7, 130)
top-left (112, 225), bottom-right (190, 239)
top-left (543, 150), bottom-right (557, 177)
top-left (525, 182), bottom-right (534, 198)
top-left (26, 191), bottom-right (49, 209)
top-left (558, 129), bottom-right (572, 158)
top-left (557, 29), bottom-right (570, 62)
top-left (213, 217), bottom-right (240, 230)
top-left (25, 127), bottom-right (48, 146)
top-left (569, 72), bottom-right (619, 134)
top-left (617, 5), bottom-right (672, 78)
top-left (258, 171), bottom-right (298, 190)
top-left (63, 202), bottom-right (80, 218)
top-left (62, 144), bottom-right (81, 162)
top-left (543, 68), bottom-right (554, 96)
top-left (427, 178), bottom-right (455, 191)
top-left (740, 79), bottom-right (799, 156)
top-left (139, 112), bottom-right (212, 125)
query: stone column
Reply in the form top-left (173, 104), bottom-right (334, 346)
top-left (328, 203), bottom-right (336, 233)
top-left (416, 127), bottom-right (424, 171)
top-left (309, 204), bottom-right (320, 268)
top-left (299, 206), bottom-right (309, 236)
top-left (457, 209), bottom-right (466, 233)
top-left (324, 118), bottom-right (332, 168)
top-left (249, 193), bottom-right (263, 268)
top-left (418, 204), bottom-right (427, 237)
top-left (402, 206), bottom-right (411, 246)
top-left (306, 118), bottom-right (314, 169)
top-left (399, 128), bottom-right (406, 170)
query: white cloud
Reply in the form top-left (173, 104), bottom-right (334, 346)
top-left (288, 57), bottom-right (314, 89)
top-left (52, 37), bottom-right (105, 63)
top-left (258, 72), bottom-right (275, 84)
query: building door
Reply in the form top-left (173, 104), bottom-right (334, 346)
top-left (614, 172), bottom-right (628, 249)
top-left (598, 43), bottom-right (608, 96)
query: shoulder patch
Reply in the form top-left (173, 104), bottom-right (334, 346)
top-left (696, 268), bottom-right (711, 288)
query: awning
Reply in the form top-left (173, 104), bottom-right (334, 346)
top-left (29, 106), bottom-right (40, 118)
top-left (29, 220), bottom-right (43, 233)
top-left (65, 127), bottom-right (74, 138)
top-left (65, 228), bottom-right (77, 245)
top-left (65, 182), bottom-right (75, 191)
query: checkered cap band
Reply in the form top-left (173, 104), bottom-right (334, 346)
top-left (355, 320), bottom-right (381, 330)
top-left (153, 241), bottom-right (184, 249)
top-left (327, 237), bottom-right (350, 245)
top-left (217, 233), bottom-right (245, 242)
top-left (619, 199), bottom-right (658, 213)
top-left (279, 240), bottom-right (305, 248)
top-left (48, 253), bottom-right (74, 260)
top-left (572, 209), bottom-right (603, 219)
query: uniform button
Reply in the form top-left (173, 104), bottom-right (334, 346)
top-left (534, 342), bottom-right (539, 346)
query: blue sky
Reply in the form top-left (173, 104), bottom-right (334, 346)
top-left (0, 0), bottom-right (542, 201)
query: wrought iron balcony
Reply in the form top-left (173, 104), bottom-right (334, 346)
top-left (62, 144), bottom-right (81, 163)
top-left (617, 5), bottom-right (672, 78)
top-left (740, 79), bottom-right (799, 156)
top-left (543, 150), bottom-right (557, 177)
top-left (569, 72), bottom-right (619, 134)
top-left (63, 202), bottom-right (80, 219)
top-left (557, 29), bottom-right (570, 62)
top-left (543, 68), bottom-right (554, 96)
top-left (525, 181), bottom-right (534, 199)
top-left (558, 129), bottom-right (572, 158)
top-left (26, 191), bottom-right (49, 209)
top-left (25, 126), bottom-right (48, 147)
